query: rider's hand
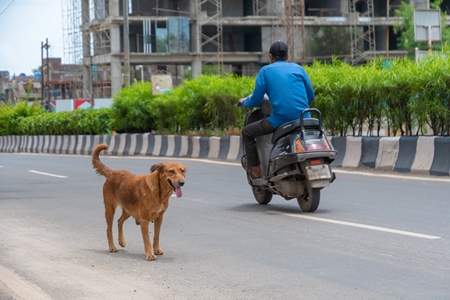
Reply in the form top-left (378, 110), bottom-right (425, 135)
top-left (237, 98), bottom-right (246, 106)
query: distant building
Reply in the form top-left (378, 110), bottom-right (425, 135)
top-left (60, 0), bottom-right (439, 99)
top-left (1, 73), bottom-right (40, 103)
top-left (1, 58), bottom-right (85, 103)
top-left (2, 0), bottom-right (446, 102)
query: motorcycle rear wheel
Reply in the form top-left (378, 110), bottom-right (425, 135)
top-left (252, 187), bottom-right (273, 204)
top-left (297, 187), bottom-right (320, 212)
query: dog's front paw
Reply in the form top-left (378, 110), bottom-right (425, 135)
top-left (109, 245), bottom-right (118, 252)
top-left (154, 247), bottom-right (164, 255)
top-left (118, 237), bottom-right (126, 248)
top-left (146, 254), bottom-right (158, 261)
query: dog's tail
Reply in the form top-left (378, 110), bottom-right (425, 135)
top-left (92, 144), bottom-right (112, 177)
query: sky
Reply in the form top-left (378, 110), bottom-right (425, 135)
top-left (0, 0), bottom-right (64, 76)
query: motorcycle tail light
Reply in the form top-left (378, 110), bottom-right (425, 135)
top-left (295, 139), bottom-right (305, 153)
top-left (310, 159), bottom-right (321, 165)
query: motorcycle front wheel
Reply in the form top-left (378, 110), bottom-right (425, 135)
top-left (252, 187), bottom-right (273, 204)
top-left (297, 186), bottom-right (320, 212)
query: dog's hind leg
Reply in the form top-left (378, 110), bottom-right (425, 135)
top-left (117, 209), bottom-right (131, 248)
top-left (104, 201), bottom-right (118, 252)
top-left (139, 221), bottom-right (157, 260)
top-left (153, 214), bottom-right (165, 255)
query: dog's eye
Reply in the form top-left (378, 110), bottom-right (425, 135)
top-left (180, 169), bottom-right (185, 173)
top-left (169, 170), bottom-right (175, 174)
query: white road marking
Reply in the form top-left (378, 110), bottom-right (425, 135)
top-left (13, 154), bottom-right (450, 182)
top-left (135, 157), bottom-right (450, 182)
top-left (334, 169), bottom-right (450, 182)
top-left (269, 211), bottom-right (442, 240)
top-left (28, 170), bottom-right (68, 178)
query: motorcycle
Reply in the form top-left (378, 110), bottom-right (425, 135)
top-left (241, 98), bottom-right (337, 212)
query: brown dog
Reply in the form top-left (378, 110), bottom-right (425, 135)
top-left (92, 144), bottom-right (187, 260)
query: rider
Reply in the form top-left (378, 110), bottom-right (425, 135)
top-left (237, 40), bottom-right (315, 179)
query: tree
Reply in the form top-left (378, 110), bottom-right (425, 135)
top-left (31, 66), bottom-right (42, 73)
top-left (393, 0), bottom-right (450, 59)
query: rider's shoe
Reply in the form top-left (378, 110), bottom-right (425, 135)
top-left (251, 165), bottom-right (262, 179)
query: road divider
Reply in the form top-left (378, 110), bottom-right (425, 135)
top-left (0, 134), bottom-right (449, 176)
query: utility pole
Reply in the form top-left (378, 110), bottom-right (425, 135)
top-left (123, 0), bottom-right (130, 86)
top-left (41, 38), bottom-right (50, 105)
top-left (284, 0), bottom-right (295, 61)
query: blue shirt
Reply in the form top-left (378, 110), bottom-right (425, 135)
top-left (242, 60), bottom-right (315, 128)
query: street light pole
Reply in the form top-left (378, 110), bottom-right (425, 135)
top-left (41, 41), bottom-right (44, 102)
top-left (41, 38), bottom-right (50, 105)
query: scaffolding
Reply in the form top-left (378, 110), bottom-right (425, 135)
top-left (250, 0), bottom-right (304, 66)
top-left (284, 0), bottom-right (303, 62)
top-left (197, 0), bottom-right (224, 73)
top-left (57, 0), bottom-right (399, 100)
top-left (91, 2), bottom-right (111, 57)
top-left (349, 0), bottom-right (376, 65)
top-left (61, 0), bottom-right (84, 98)
top-left (62, 0), bottom-right (83, 66)
top-left (86, 0), bottom-right (112, 98)
top-left (253, 0), bottom-right (268, 16)
top-left (261, 0), bottom-right (285, 60)
top-left (62, 0), bottom-right (112, 99)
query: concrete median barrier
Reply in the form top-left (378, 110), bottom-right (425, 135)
top-left (0, 134), bottom-right (449, 176)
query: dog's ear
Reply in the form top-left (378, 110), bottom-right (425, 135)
top-left (150, 163), bottom-right (164, 173)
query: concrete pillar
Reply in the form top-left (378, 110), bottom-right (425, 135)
top-left (111, 56), bottom-right (122, 96)
top-left (109, 0), bottom-right (119, 17)
top-left (340, 0), bottom-right (348, 15)
top-left (190, 0), bottom-right (202, 78)
top-left (110, 23), bottom-right (122, 96)
top-left (191, 58), bottom-right (202, 78)
top-left (109, 0), bottom-right (122, 96)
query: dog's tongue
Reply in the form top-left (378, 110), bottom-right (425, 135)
top-left (175, 186), bottom-right (183, 198)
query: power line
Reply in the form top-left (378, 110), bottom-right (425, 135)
top-left (0, 0), bottom-right (15, 16)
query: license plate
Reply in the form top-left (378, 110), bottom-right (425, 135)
top-left (306, 164), bottom-right (331, 180)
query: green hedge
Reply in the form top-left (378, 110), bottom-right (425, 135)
top-left (0, 101), bottom-right (45, 135)
top-left (0, 100), bottom-right (112, 136)
top-left (2, 51), bottom-right (450, 136)
top-left (14, 107), bottom-right (112, 135)
top-left (307, 54), bottom-right (450, 136)
top-left (151, 74), bottom-right (254, 133)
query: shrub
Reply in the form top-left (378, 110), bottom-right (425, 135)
top-left (15, 108), bottom-right (112, 135)
top-left (0, 100), bottom-right (46, 135)
top-left (110, 81), bottom-right (155, 133)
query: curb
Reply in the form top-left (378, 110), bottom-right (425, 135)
top-left (330, 136), bottom-right (450, 176)
top-left (0, 134), bottom-right (243, 162)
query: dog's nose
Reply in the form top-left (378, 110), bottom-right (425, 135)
top-left (179, 180), bottom-right (185, 187)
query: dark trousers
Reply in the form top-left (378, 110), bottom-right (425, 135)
top-left (242, 118), bottom-right (275, 167)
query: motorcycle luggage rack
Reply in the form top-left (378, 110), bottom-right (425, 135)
top-left (300, 108), bottom-right (322, 129)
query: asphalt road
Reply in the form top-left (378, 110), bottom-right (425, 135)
top-left (1, 153), bottom-right (449, 300)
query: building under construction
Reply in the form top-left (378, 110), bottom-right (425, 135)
top-left (59, 0), bottom-right (439, 100)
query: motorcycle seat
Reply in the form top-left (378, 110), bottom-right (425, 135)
top-left (272, 118), bottom-right (320, 144)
